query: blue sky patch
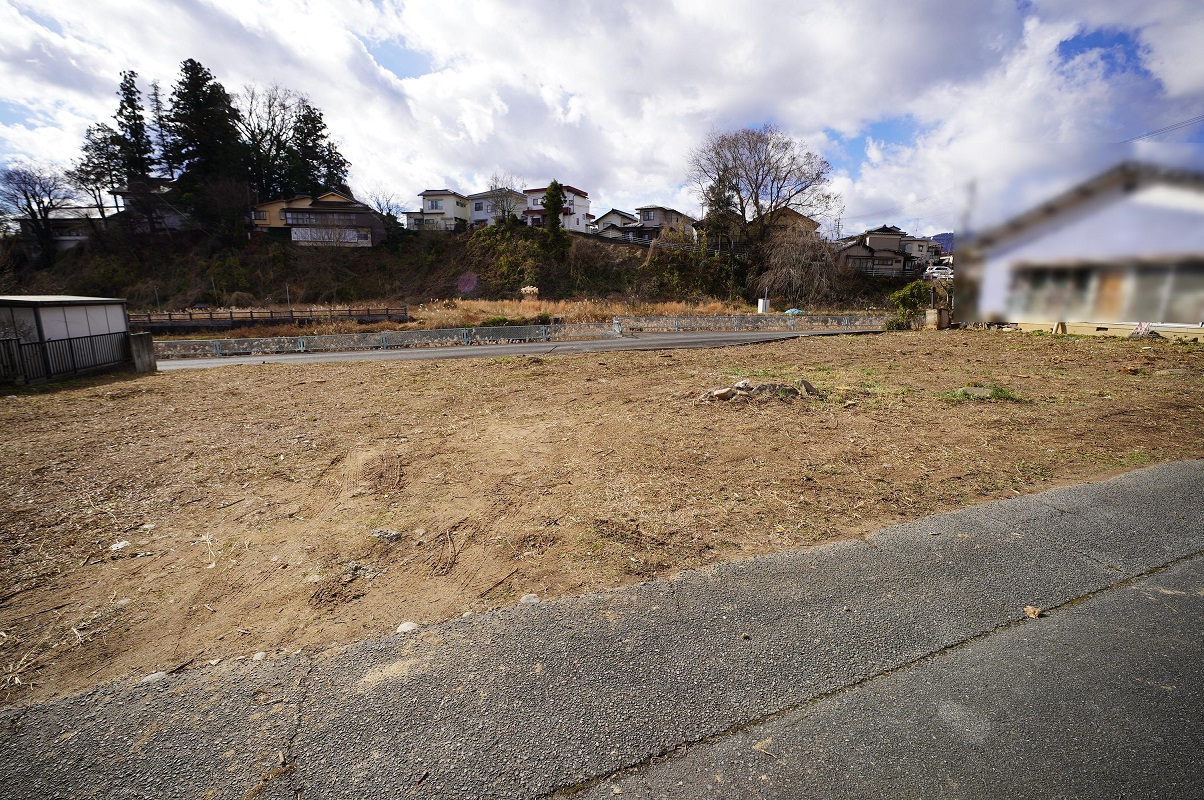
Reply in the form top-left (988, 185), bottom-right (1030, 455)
top-left (824, 115), bottom-right (929, 176)
top-left (1056, 27), bottom-right (1152, 80)
top-left (0, 100), bottom-right (32, 127)
top-left (363, 39), bottom-right (432, 81)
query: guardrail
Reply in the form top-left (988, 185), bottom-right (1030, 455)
top-left (154, 322), bottom-right (619, 358)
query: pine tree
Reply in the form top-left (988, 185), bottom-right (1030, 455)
top-left (540, 180), bottom-right (566, 236)
top-left (166, 59), bottom-right (246, 192)
top-left (287, 100), bottom-right (349, 196)
top-left (113, 71), bottom-right (155, 184)
top-left (148, 80), bottom-right (177, 180)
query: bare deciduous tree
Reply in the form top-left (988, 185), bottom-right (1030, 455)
top-left (486, 170), bottom-right (524, 224)
top-left (362, 187), bottom-right (407, 219)
top-left (687, 124), bottom-right (838, 268)
top-left (754, 227), bottom-right (845, 308)
top-left (0, 165), bottom-right (78, 265)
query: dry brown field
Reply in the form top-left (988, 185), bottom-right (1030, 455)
top-left (1, 329), bottom-right (1201, 704)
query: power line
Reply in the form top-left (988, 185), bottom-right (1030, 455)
top-left (1119, 112), bottom-right (1204, 143)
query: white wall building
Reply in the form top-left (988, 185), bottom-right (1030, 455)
top-left (522, 184), bottom-right (592, 232)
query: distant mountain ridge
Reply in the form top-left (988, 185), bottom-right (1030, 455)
top-left (932, 232), bottom-right (954, 253)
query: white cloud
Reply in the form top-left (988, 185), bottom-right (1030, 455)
top-left (0, 0), bottom-right (1200, 232)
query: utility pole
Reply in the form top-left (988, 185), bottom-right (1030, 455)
top-left (960, 179), bottom-right (977, 239)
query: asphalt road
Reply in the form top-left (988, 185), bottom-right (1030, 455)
top-left (1, 461), bottom-right (1201, 799)
top-left (156, 328), bottom-right (880, 370)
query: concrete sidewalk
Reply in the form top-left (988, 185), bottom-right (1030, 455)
top-left (1, 461), bottom-right (1201, 799)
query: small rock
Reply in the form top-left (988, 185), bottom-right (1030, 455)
top-left (1154, 368), bottom-right (1186, 375)
top-left (140, 523), bottom-right (156, 531)
top-left (520, 593), bottom-right (540, 605)
top-left (397, 621), bottom-right (420, 634)
top-left (462, 611), bottom-right (473, 618)
top-left (842, 606), bottom-right (851, 613)
top-left (251, 651), bottom-right (267, 661)
top-left (701, 387), bottom-right (737, 401)
top-left (371, 528), bottom-right (402, 542)
top-left (5, 395), bottom-right (17, 400)
top-left (741, 632), bottom-right (751, 640)
top-left (732, 379), bottom-right (754, 391)
top-left (956, 386), bottom-right (992, 399)
top-left (109, 540), bottom-right (131, 552)
top-left (1023, 605), bottom-right (1042, 619)
top-left (208, 658), bottom-right (221, 666)
top-left (141, 671), bottom-right (168, 684)
top-left (113, 598), bottom-right (133, 609)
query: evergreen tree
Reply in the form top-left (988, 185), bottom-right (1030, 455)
top-left (166, 59), bottom-right (247, 191)
top-left (148, 79), bottom-right (177, 180)
top-left (113, 71), bottom-right (155, 184)
top-left (286, 100), bottom-right (349, 196)
top-left (66, 124), bottom-right (123, 219)
top-left (540, 180), bottom-right (566, 236)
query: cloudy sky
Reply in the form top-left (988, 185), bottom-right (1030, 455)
top-left (2, 0), bottom-right (1202, 236)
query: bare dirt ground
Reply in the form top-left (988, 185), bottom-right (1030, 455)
top-left (2, 329), bottom-right (1202, 705)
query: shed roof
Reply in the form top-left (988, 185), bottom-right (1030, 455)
top-left (0, 295), bottom-right (127, 307)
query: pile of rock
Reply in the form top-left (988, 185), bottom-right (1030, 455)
top-left (698, 378), bottom-right (819, 403)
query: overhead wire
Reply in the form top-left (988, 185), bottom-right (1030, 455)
top-left (1119, 113), bottom-right (1204, 143)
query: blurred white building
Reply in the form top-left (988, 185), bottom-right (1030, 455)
top-left (962, 162), bottom-right (1204, 331)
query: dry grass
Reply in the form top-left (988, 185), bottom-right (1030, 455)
top-left (1, 329), bottom-right (1201, 704)
top-left (154, 299), bottom-right (762, 340)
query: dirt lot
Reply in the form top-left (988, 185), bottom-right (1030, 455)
top-left (2, 329), bottom-right (1202, 704)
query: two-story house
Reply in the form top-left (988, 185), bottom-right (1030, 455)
top-left (251, 190), bottom-right (385, 246)
top-left (901, 236), bottom-right (943, 270)
top-left (467, 188), bottom-right (528, 227)
top-left (837, 224), bottom-right (912, 277)
top-left (593, 208), bottom-right (638, 235)
top-left (404, 189), bottom-right (471, 231)
top-left (635, 206), bottom-right (696, 237)
top-left (522, 185), bottom-right (592, 232)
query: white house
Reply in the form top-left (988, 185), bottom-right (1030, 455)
top-left (405, 189), bottom-right (470, 231)
top-left (962, 162), bottom-right (1204, 329)
top-left (522, 184), bottom-right (592, 232)
top-left (468, 188), bottom-right (528, 227)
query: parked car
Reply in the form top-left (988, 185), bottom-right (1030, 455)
top-left (925, 266), bottom-right (954, 281)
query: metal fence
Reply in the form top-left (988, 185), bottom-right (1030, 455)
top-left (155, 322), bottom-right (620, 358)
top-left (2, 332), bottom-right (131, 384)
top-left (127, 307), bottom-right (409, 331)
top-left (613, 314), bottom-right (887, 333)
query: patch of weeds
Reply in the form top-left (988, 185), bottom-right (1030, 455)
top-left (941, 384), bottom-right (1029, 404)
top-left (727, 366), bottom-right (793, 380)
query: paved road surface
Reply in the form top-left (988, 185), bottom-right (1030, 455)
top-left (157, 329), bottom-right (880, 370)
top-left (1, 461), bottom-right (1201, 799)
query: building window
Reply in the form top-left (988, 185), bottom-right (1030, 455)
top-left (642, 210), bottom-right (655, 221)
top-left (357, 230), bottom-right (370, 241)
top-left (253, 210), bottom-right (267, 220)
top-left (428, 199), bottom-right (443, 210)
top-left (474, 202), bottom-right (484, 211)
top-left (873, 258), bottom-right (895, 266)
top-left (669, 213), bottom-right (678, 223)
